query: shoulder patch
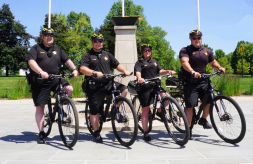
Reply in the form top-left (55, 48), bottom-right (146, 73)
top-left (154, 63), bottom-right (157, 66)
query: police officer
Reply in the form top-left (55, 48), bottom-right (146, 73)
top-left (79, 33), bottom-right (130, 143)
top-left (26, 27), bottom-right (79, 144)
top-left (134, 43), bottom-right (176, 141)
top-left (179, 30), bottom-right (226, 140)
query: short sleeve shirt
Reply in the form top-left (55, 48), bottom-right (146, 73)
top-left (179, 45), bottom-right (214, 74)
top-left (134, 58), bottom-right (162, 79)
top-left (80, 49), bottom-right (120, 80)
top-left (26, 44), bottom-right (69, 75)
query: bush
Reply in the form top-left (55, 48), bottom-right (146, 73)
top-left (68, 75), bottom-right (85, 98)
top-left (216, 75), bottom-right (240, 96)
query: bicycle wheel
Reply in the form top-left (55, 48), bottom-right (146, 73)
top-left (58, 97), bottom-right (79, 148)
top-left (84, 102), bottom-right (103, 136)
top-left (161, 97), bottom-right (190, 145)
top-left (132, 96), bottom-right (152, 133)
top-left (111, 97), bottom-right (138, 147)
top-left (44, 98), bottom-right (53, 137)
top-left (210, 95), bottom-right (246, 144)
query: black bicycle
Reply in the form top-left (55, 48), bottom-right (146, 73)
top-left (81, 73), bottom-right (138, 147)
top-left (131, 74), bottom-right (190, 146)
top-left (172, 70), bottom-right (246, 144)
top-left (43, 73), bottom-right (79, 148)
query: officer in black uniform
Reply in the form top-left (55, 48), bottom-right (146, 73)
top-left (134, 43), bottom-right (176, 141)
top-left (26, 27), bottom-right (79, 144)
top-left (79, 33), bottom-right (130, 143)
top-left (179, 30), bottom-right (226, 140)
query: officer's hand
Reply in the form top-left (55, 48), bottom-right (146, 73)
top-left (72, 70), bottom-right (79, 77)
top-left (138, 78), bottom-right (145, 84)
top-left (124, 71), bottom-right (131, 76)
top-left (40, 71), bottom-right (49, 79)
top-left (193, 71), bottom-right (201, 78)
top-left (170, 70), bottom-right (176, 75)
top-left (96, 72), bottom-right (103, 78)
top-left (219, 67), bottom-right (226, 74)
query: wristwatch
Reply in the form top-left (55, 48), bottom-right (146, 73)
top-left (92, 71), bottom-right (97, 77)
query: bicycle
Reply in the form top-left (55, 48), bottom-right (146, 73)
top-left (43, 73), bottom-right (79, 148)
top-left (81, 73), bottom-right (138, 147)
top-left (131, 74), bottom-right (190, 146)
top-left (172, 70), bottom-right (246, 144)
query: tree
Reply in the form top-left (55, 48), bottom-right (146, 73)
top-left (215, 49), bottom-right (225, 60)
top-left (217, 57), bottom-right (233, 74)
top-left (98, 0), bottom-right (176, 70)
top-left (242, 42), bottom-right (253, 76)
top-left (231, 41), bottom-right (246, 74)
top-left (236, 58), bottom-right (250, 75)
top-left (0, 4), bottom-right (31, 76)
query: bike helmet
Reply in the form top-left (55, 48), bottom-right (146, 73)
top-left (189, 30), bottom-right (202, 38)
top-left (140, 43), bottom-right (152, 52)
top-left (42, 27), bottom-right (55, 35)
top-left (91, 33), bottom-right (104, 41)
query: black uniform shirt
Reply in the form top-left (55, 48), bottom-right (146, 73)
top-left (134, 58), bottom-right (162, 79)
top-left (179, 45), bottom-right (214, 76)
top-left (80, 49), bottom-right (120, 81)
top-left (26, 44), bottom-right (69, 75)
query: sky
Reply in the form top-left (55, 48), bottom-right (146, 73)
top-left (2, 0), bottom-right (253, 57)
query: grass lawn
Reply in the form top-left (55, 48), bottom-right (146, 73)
top-left (0, 76), bottom-right (26, 93)
top-left (238, 76), bottom-right (252, 94)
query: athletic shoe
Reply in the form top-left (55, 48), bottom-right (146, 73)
top-left (143, 132), bottom-right (151, 142)
top-left (198, 118), bottom-right (212, 129)
top-left (37, 131), bottom-right (46, 144)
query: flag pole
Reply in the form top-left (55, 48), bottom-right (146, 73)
top-left (197, 0), bottom-right (200, 30)
top-left (48, 0), bottom-right (51, 28)
top-left (122, 0), bottom-right (125, 17)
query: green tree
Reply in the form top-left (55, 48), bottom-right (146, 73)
top-left (236, 58), bottom-right (250, 75)
top-left (217, 57), bottom-right (233, 74)
top-left (215, 49), bottom-right (225, 60)
top-left (98, 0), bottom-right (176, 70)
top-left (242, 42), bottom-right (253, 76)
top-left (231, 41), bottom-right (246, 74)
top-left (0, 3), bottom-right (31, 76)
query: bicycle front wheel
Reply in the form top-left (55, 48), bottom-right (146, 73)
top-left (210, 95), bottom-right (246, 144)
top-left (132, 96), bottom-right (152, 133)
top-left (84, 102), bottom-right (103, 136)
top-left (44, 98), bottom-right (53, 137)
top-left (162, 97), bottom-right (190, 146)
top-left (111, 97), bottom-right (138, 147)
top-left (58, 97), bottom-right (79, 148)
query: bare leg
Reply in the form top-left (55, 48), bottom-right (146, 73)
top-left (201, 103), bottom-right (210, 119)
top-left (157, 92), bottom-right (168, 113)
top-left (141, 106), bottom-right (150, 132)
top-left (63, 85), bottom-right (73, 96)
top-left (90, 114), bottom-right (100, 131)
top-left (35, 106), bottom-right (45, 132)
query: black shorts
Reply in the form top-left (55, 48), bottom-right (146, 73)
top-left (31, 78), bottom-right (69, 106)
top-left (183, 81), bottom-right (212, 108)
top-left (137, 87), bottom-right (155, 107)
top-left (86, 81), bottom-right (127, 115)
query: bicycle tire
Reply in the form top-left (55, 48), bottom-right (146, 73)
top-left (84, 102), bottom-right (103, 136)
top-left (58, 97), bottom-right (79, 148)
top-left (132, 96), bottom-right (152, 133)
top-left (162, 96), bottom-right (190, 145)
top-left (210, 95), bottom-right (246, 144)
top-left (111, 96), bottom-right (138, 147)
top-left (44, 98), bottom-right (53, 137)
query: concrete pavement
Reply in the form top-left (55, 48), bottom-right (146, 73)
top-left (0, 97), bottom-right (252, 164)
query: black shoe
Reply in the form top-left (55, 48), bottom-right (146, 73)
top-left (143, 132), bottom-right (151, 142)
top-left (198, 118), bottom-right (213, 129)
top-left (94, 131), bottom-right (103, 143)
top-left (156, 112), bottom-right (164, 122)
top-left (189, 128), bottom-right (194, 140)
top-left (37, 131), bottom-right (46, 144)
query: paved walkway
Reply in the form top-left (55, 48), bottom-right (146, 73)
top-left (0, 97), bottom-right (252, 164)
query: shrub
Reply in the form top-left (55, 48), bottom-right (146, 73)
top-left (216, 75), bottom-right (240, 96)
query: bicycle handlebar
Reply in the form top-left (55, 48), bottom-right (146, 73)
top-left (201, 69), bottom-right (226, 79)
top-left (144, 73), bottom-right (172, 82)
top-left (47, 74), bottom-right (74, 80)
top-left (102, 72), bottom-right (133, 79)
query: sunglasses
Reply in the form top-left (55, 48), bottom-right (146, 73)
top-left (143, 49), bottom-right (151, 52)
top-left (44, 34), bottom-right (54, 37)
top-left (192, 37), bottom-right (201, 40)
top-left (93, 40), bottom-right (103, 43)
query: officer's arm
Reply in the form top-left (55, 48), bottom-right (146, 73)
top-left (159, 70), bottom-right (176, 75)
top-left (65, 59), bottom-right (79, 77)
top-left (209, 60), bottom-right (226, 73)
top-left (116, 64), bottom-right (130, 76)
top-left (180, 57), bottom-right (195, 73)
top-left (28, 59), bottom-right (49, 79)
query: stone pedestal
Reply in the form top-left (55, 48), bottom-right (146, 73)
top-left (112, 17), bottom-right (138, 86)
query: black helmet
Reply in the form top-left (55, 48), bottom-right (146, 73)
top-left (91, 33), bottom-right (104, 41)
top-left (42, 27), bottom-right (54, 35)
top-left (189, 30), bottom-right (202, 38)
top-left (140, 43), bottom-right (152, 52)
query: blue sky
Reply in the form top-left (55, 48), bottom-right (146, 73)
top-left (2, 0), bottom-right (253, 57)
